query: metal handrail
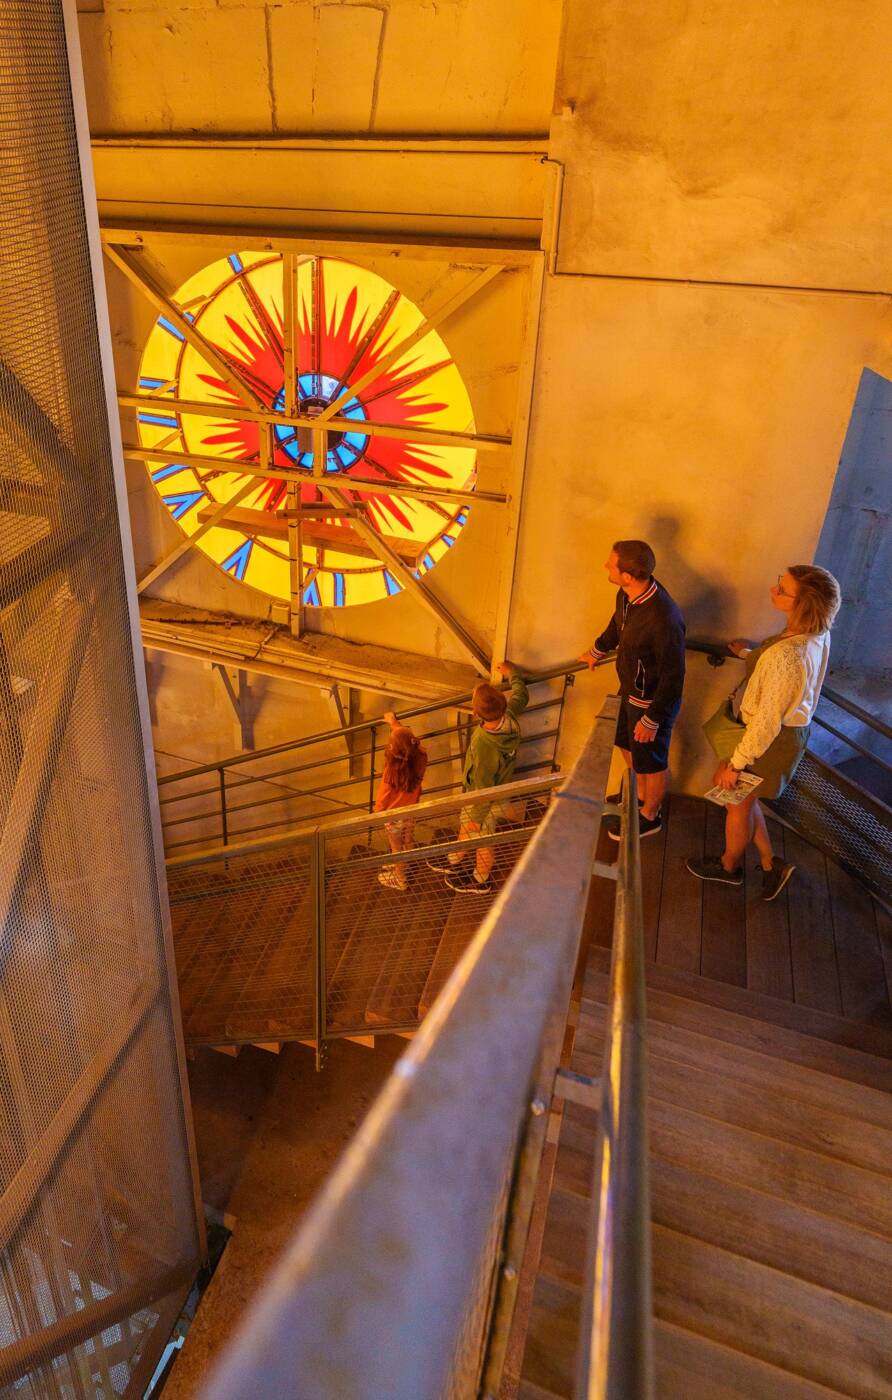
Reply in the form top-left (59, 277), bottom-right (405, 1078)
top-left (158, 666), bottom-right (579, 853)
top-left (199, 698), bottom-right (619, 1400)
top-left (157, 660), bottom-right (588, 786)
top-left (577, 770), bottom-right (653, 1399)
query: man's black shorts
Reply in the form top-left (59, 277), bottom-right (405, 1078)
top-left (614, 697), bottom-right (680, 775)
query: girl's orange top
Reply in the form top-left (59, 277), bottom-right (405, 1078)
top-left (374, 747), bottom-right (428, 812)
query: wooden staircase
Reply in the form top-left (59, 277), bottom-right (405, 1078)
top-left (516, 950), bottom-right (892, 1400)
top-left (166, 810), bottom-right (545, 1049)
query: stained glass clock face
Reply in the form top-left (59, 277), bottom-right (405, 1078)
top-left (136, 254), bottom-right (477, 608)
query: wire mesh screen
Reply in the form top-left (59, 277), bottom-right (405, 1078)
top-left (322, 787), bottom-right (554, 1036)
top-left (770, 751), bottom-right (892, 906)
top-left (167, 843), bottom-right (316, 1046)
top-left (0, 3), bottom-right (201, 1394)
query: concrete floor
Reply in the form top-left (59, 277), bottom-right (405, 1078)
top-left (163, 1035), bottom-right (404, 1398)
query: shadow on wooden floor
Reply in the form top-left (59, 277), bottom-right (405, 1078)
top-left (587, 794), bottom-right (892, 1027)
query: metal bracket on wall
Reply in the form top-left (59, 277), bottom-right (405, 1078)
top-left (213, 664), bottom-right (254, 752)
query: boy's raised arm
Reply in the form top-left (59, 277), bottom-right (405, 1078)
top-left (496, 661), bottom-right (530, 717)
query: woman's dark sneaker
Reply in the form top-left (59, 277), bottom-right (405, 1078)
top-left (761, 858), bottom-right (795, 902)
top-left (607, 811), bottom-right (662, 841)
top-left (686, 857), bottom-right (743, 885)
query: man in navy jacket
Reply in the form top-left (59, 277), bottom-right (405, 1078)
top-left (578, 539), bottom-right (686, 839)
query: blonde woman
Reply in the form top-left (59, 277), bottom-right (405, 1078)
top-left (687, 564), bottom-right (841, 901)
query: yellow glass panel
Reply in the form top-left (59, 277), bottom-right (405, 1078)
top-left (137, 254), bottom-right (477, 608)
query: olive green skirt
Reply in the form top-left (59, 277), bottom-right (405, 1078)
top-left (748, 723), bottom-right (810, 799)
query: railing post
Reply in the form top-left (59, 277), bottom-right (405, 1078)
top-left (218, 767), bottom-right (228, 846)
top-left (577, 768), bottom-right (654, 1400)
top-left (553, 670), bottom-right (574, 771)
top-left (368, 726), bottom-right (377, 814)
top-left (313, 830), bottom-right (327, 1073)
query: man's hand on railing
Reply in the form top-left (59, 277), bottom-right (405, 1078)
top-left (577, 650), bottom-right (602, 672)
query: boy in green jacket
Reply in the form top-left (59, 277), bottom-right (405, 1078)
top-left (428, 660), bottom-right (530, 895)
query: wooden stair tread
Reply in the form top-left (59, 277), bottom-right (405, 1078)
top-left (586, 948), bottom-right (892, 1065)
top-left (364, 880), bottom-right (454, 1027)
top-left (651, 1222), bottom-right (892, 1399)
top-left (556, 1099), bottom-right (892, 1240)
top-left (655, 1319), bottom-right (856, 1400)
top-left (572, 1027), bottom-right (892, 1177)
top-left (527, 1238), bottom-right (891, 1400)
top-left (522, 1273), bottom-right (855, 1399)
top-left (418, 896), bottom-right (490, 1018)
top-left (584, 975), bottom-right (892, 1095)
top-left (541, 1170), bottom-right (892, 1313)
top-left (577, 998), bottom-right (892, 1129)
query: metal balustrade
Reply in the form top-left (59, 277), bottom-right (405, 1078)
top-left (158, 666), bottom-right (578, 854)
top-left (166, 771), bottom-right (563, 1061)
top-left (199, 696), bottom-right (651, 1400)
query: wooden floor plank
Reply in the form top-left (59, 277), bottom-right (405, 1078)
top-left (640, 798), bottom-right (668, 961)
top-left (656, 1319), bottom-right (858, 1400)
top-left (576, 1000), bottom-right (892, 1129)
top-left (745, 819), bottom-right (794, 999)
top-left (876, 901), bottom-right (892, 1016)
top-left (542, 1168), bottom-right (892, 1313)
top-left (584, 823), bottom-right (616, 950)
top-left (786, 831), bottom-right (843, 1015)
top-left (557, 1094), bottom-right (892, 1239)
top-left (585, 948), bottom-right (892, 1072)
top-left (828, 860), bottom-right (892, 1028)
top-left (701, 803), bottom-right (747, 986)
top-left (655, 794), bottom-right (704, 973)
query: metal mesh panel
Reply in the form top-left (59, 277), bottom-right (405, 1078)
top-left (167, 844), bottom-right (316, 1046)
top-left (322, 790), bottom-right (552, 1036)
top-left (0, 4), bottom-right (201, 1394)
top-left (770, 751), bottom-right (892, 906)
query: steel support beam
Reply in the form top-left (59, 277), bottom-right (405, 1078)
top-left (213, 664), bottom-right (254, 751)
top-left (0, 980), bottom-right (160, 1253)
top-left (119, 391), bottom-right (512, 457)
top-left (102, 243), bottom-right (266, 411)
top-left (137, 477), bottom-right (257, 594)
top-left (122, 444), bottom-right (504, 507)
top-left (0, 595), bottom-right (94, 948)
top-left (99, 221), bottom-right (538, 267)
top-left (489, 254), bottom-right (545, 680)
top-left (0, 1260), bottom-right (195, 1390)
top-left (320, 483), bottom-right (490, 674)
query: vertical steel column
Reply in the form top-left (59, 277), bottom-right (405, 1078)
top-left (218, 768), bottom-right (229, 847)
top-left (553, 671), bottom-right (574, 771)
top-left (367, 727), bottom-right (378, 820)
top-left (312, 831), bottom-right (327, 1072)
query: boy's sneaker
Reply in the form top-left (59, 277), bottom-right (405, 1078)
top-left (761, 858), bottom-right (795, 902)
top-left (606, 811), bottom-right (662, 842)
top-left (378, 868), bottom-right (407, 891)
top-left (445, 868), bottom-right (493, 895)
top-left (427, 854), bottom-right (465, 873)
top-left (685, 857), bottom-right (743, 886)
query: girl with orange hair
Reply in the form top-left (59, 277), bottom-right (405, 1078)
top-left (374, 712), bottom-right (428, 890)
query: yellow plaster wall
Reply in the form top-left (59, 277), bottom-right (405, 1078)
top-left (552, 0), bottom-right (892, 289)
top-left (78, 0), bottom-right (563, 137)
top-left (508, 0), bottom-right (892, 791)
top-left (79, 0), bottom-right (892, 785)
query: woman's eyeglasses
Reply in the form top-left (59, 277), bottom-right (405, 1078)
top-left (774, 576), bottom-right (797, 599)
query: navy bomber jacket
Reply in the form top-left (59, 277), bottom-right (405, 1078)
top-left (589, 578), bottom-right (686, 733)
